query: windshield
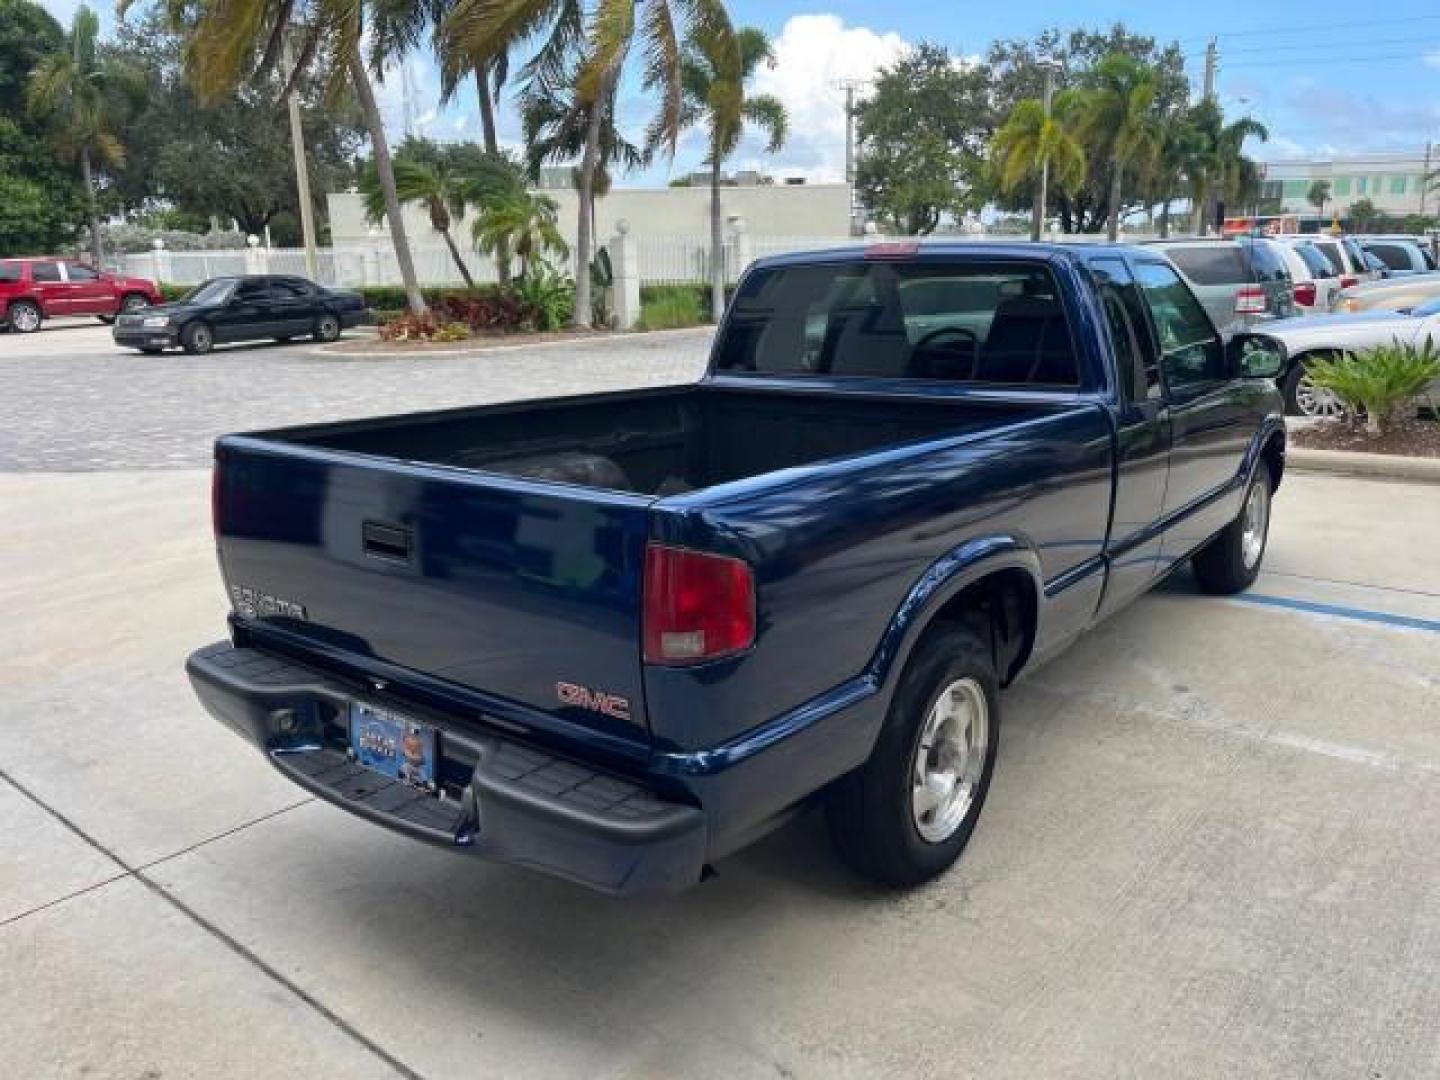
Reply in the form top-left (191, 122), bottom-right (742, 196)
top-left (184, 278), bottom-right (238, 305)
top-left (714, 261), bottom-right (1080, 387)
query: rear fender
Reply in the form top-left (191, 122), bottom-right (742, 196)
top-left (866, 533), bottom-right (1044, 697)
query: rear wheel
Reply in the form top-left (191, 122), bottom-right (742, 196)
top-left (828, 625), bottom-right (999, 887)
top-left (1282, 356), bottom-right (1345, 418)
top-left (7, 300), bottom-right (40, 333)
top-left (180, 321), bottom-right (214, 355)
top-left (1192, 468), bottom-right (1271, 594)
top-left (314, 313), bottom-right (341, 342)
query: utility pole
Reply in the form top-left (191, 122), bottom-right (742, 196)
top-left (1421, 140), bottom-right (1432, 217)
top-left (282, 39), bottom-right (319, 280)
top-left (1202, 38), bottom-right (1218, 102)
top-left (1034, 59), bottom-right (1061, 243)
top-left (837, 80), bottom-right (863, 235)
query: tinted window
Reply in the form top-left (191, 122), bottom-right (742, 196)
top-left (31, 262), bottom-right (61, 282)
top-left (0, 262), bottom-right (19, 282)
top-left (184, 278), bottom-right (238, 304)
top-left (1164, 246), bottom-right (1249, 285)
top-left (269, 279), bottom-right (311, 299)
top-left (1341, 237), bottom-right (1367, 271)
top-left (1306, 242), bottom-right (1345, 276)
top-left (1133, 261), bottom-right (1225, 388)
top-left (715, 261), bottom-right (1079, 386)
top-left (1422, 247), bottom-right (1437, 271)
top-left (1091, 259), bottom-right (1161, 401)
top-left (65, 263), bottom-right (98, 282)
top-left (1241, 240), bottom-right (1290, 283)
top-left (1294, 246), bottom-right (1333, 277)
top-left (1367, 243), bottom-right (1412, 271)
top-left (234, 280), bottom-right (270, 301)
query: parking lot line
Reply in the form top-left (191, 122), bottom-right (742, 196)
top-left (1231, 592), bottom-right (1440, 634)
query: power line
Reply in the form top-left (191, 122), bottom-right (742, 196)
top-left (1215, 51), bottom-right (1440, 69)
top-left (1217, 35), bottom-right (1440, 56)
top-left (1175, 12), bottom-right (1440, 43)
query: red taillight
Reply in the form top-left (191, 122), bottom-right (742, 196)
top-left (1293, 281), bottom-right (1317, 307)
top-left (1234, 285), bottom-right (1267, 315)
top-left (1340, 275), bottom-right (1358, 289)
top-left (643, 544), bottom-right (755, 665)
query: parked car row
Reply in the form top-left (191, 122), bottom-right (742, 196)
top-left (2, 258), bottom-right (368, 352)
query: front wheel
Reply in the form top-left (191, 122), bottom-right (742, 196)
top-left (180, 321), bottom-right (214, 355)
top-left (314, 313), bottom-right (341, 342)
top-left (1192, 468), bottom-right (1271, 594)
top-left (7, 300), bottom-right (40, 333)
top-left (827, 625), bottom-right (1000, 887)
top-left (1282, 358), bottom-right (1345, 418)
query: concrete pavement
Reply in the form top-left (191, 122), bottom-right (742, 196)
top-left (3, 465), bottom-right (1437, 1079)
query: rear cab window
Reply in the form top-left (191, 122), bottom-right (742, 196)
top-left (1366, 244), bottom-right (1411, 271)
top-left (715, 259), bottom-right (1082, 388)
top-left (1240, 240), bottom-right (1290, 284)
top-left (1163, 246), bottom-right (1249, 285)
top-left (1294, 246), bottom-right (1333, 277)
top-left (31, 261), bottom-right (61, 283)
top-left (1305, 242), bottom-right (1345, 276)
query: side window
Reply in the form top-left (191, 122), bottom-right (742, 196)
top-left (1132, 261), bottom-right (1226, 390)
top-left (31, 262), bottom-right (61, 283)
top-left (0, 262), bottom-right (19, 282)
top-left (65, 263), bottom-right (98, 282)
top-left (1367, 244), bottom-right (1409, 271)
top-left (1091, 259), bottom-right (1160, 402)
top-left (235, 280), bottom-right (270, 302)
top-left (270, 279), bottom-right (310, 299)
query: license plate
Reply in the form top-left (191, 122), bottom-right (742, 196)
top-left (349, 703), bottom-right (437, 789)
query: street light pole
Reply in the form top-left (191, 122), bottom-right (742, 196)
top-left (1033, 59), bottom-right (1060, 243)
top-left (283, 39), bottom-right (319, 280)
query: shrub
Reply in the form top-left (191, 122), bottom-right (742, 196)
top-left (513, 268), bottom-right (575, 331)
top-left (377, 313), bottom-right (471, 344)
top-left (638, 285), bottom-right (704, 330)
top-left (1304, 342), bottom-right (1440, 436)
top-left (433, 290), bottom-right (530, 332)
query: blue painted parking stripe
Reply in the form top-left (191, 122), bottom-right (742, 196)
top-left (1232, 593), bottom-right (1440, 634)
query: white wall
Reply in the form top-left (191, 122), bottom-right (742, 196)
top-left (327, 183), bottom-right (854, 251)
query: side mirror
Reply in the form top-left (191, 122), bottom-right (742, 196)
top-left (1230, 333), bottom-right (1286, 379)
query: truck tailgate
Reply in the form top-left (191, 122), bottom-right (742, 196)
top-left (214, 437), bottom-right (653, 740)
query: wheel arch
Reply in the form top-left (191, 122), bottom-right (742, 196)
top-left (868, 536), bottom-right (1043, 697)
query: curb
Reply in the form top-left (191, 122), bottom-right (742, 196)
top-left (1287, 446), bottom-right (1440, 484)
top-left (307, 324), bottom-right (714, 360)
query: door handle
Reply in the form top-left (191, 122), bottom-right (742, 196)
top-left (362, 520), bottom-right (412, 562)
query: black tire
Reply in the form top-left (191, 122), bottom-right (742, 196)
top-left (314, 313), bottom-right (341, 342)
top-left (180, 321), bottom-right (214, 355)
top-left (274, 336), bottom-right (292, 344)
top-left (138, 347), bottom-right (164, 355)
top-left (1192, 468), bottom-right (1272, 595)
top-left (97, 315), bottom-right (116, 325)
top-left (1281, 354), bottom-right (1348, 419)
top-left (828, 625), bottom-right (1000, 887)
top-left (7, 300), bottom-right (40, 333)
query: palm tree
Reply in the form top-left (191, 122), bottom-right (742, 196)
top-left (661, 26), bottom-right (787, 322)
top-left (361, 156), bottom-right (480, 286)
top-left (442, 0), bottom-right (741, 328)
top-left (1185, 103), bottom-right (1267, 235)
top-left (181, 0), bottom-right (428, 315)
top-left (1148, 112), bottom-right (1199, 239)
top-left (473, 189), bottom-right (567, 279)
top-left (27, 6), bottom-right (141, 267)
top-left (992, 93), bottom-right (1086, 243)
top-left (1076, 55), bottom-right (1161, 242)
top-left (1210, 115), bottom-right (1268, 230)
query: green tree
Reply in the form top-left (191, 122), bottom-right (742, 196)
top-left (1075, 54), bottom-right (1160, 241)
top-left (664, 25), bottom-right (786, 321)
top-left (1185, 101), bottom-right (1267, 234)
top-left (28, 6), bottom-right (142, 266)
top-left (472, 188), bottom-right (567, 279)
top-left (1149, 111), bottom-right (1200, 238)
top-left (991, 93), bottom-right (1086, 241)
top-left (442, 0), bottom-right (741, 327)
top-left (176, 0), bottom-right (430, 316)
top-left (1307, 179), bottom-right (1330, 220)
top-left (1347, 197), bottom-right (1384, 232)
top-left (0, 0), bottom-right (83, 255)
top-left (986, 25), bottom-right (1188, 233)
top-left (855, 43), bottom-right (992, 235)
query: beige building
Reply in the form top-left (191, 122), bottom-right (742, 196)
top-left (1258, 152), bottom-right (1436, 217)
top-left (327, 182), bottom-right (854, 251)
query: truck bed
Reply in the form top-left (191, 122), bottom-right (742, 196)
top-left (276, 385), bottom-right (1049, 497)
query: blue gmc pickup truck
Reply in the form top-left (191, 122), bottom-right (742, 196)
top-left (187, 243), bottom-right (1287, 894)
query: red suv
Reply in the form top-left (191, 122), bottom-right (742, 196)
top-left (0, 258), bottom-right (163, 333)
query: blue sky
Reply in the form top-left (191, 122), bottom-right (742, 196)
top-left (43, 0), bottom-right (1440, 184)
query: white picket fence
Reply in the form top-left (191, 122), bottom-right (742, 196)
top-left (121, 231), bottom-right (1160, 289)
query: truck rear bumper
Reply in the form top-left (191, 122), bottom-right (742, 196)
top-left (185, 641), bottom-right (707, 894)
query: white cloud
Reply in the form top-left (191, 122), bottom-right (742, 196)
top-left (747, 15), bottom-right (911, 182)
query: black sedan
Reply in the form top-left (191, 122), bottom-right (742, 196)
top-left (113, 275), bottom-right (367, 354)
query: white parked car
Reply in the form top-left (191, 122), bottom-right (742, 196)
top-left (1274, 243), bottom-right (1342, 312)
top-left (1261, 299), bottom-right (1440, 417)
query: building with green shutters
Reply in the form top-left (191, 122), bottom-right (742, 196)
top-left (1257, 151), bottom-right (1434, 218)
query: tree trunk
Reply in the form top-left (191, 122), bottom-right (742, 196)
top-left (1107, 159), bottom-right (1123, 242)
top-left (350, 50), bottom-right (426, 317)
top-left (441, 228), bottom-right (476, 288)
top-left (79, 146), bottom-right (103, 268)
top-left (1030, 170), bottom-right (1044, 243)
top-left (572, 68), bottom-right (613, 329)
top-left (1191, 185), bottom-right (1206, 235)
top-left (709, 154), bottom-right (724, 323)
top-left (1159, 198), bottom-right (1171, 239)
top-left (476, 65), bottom-right (513, 287)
